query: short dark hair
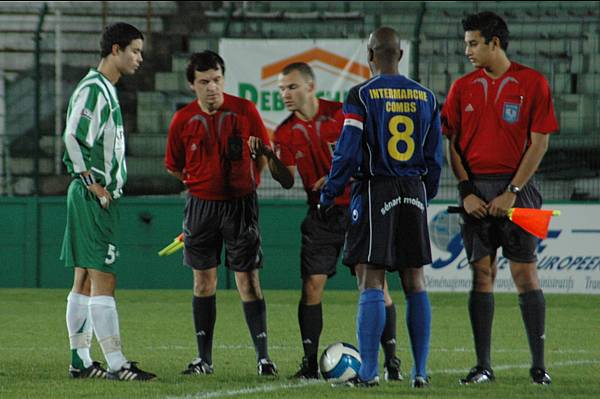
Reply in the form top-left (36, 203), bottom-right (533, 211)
top-left (281, 62), bottom-right (315, 82)
top-left (186, 51), bottom-right (226, 83)
top-left (462, 11), bottom-right (509, 50)
top-left (100, 23), bottom-right (144, 58)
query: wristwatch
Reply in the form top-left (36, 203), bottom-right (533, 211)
top-left (507, 184), bottom-right (521, 194)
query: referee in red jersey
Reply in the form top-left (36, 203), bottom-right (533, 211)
top-left (441, 12), bottom-right (558, 385)
top-left (165, 51), bottom-right (277, 377)
top-left (250, 62), bottom-right (403, 381)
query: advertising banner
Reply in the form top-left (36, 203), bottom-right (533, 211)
top-left (427, 204), bottom-right (600, 294)
top-left (220, 39), bottom-right (411, 130)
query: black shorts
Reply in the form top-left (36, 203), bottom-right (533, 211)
top-left (343, 176), bottom-right (432, 271)
top-left (183, 192), bottom-right (263, 272)
top-left (460, 175), bottom-right (542, 264)
top-left (300, 206), bottom-right (348, 279)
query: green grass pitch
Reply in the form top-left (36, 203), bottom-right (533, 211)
top-left (1, 289), bottom-right (599, 398)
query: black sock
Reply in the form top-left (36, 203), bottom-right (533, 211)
top-left (298, 302), bottom-right (322, 367)
top-left (519, 290), bottom-right (546, 370)
top-left (380, 304), bottom-right (397, 363)
top-left (469, 291), bottom-right (494, 370)
top-left (243, 299), bottom-right (269, 361)
top-left (193, 295), bottom-right (216, 364)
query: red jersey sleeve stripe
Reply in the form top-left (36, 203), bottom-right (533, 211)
top-left (344, 113), bottom-right (364, 122)
top-left (343, 117), bottom-right (363, 130)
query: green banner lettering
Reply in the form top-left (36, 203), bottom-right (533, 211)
top-left (239, 83), bottom-right (258, 103)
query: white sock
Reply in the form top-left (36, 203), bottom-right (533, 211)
top-left (89, 295), bottom-right (128, 372)
top-left (66, 292), bottom-right (93, 368)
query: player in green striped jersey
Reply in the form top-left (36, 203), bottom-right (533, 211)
top-left (60, 23), bottom-right (155, 381)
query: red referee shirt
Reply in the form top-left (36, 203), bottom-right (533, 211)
top-left (273, 98), bottom-right (351, 206)
top-left (165, 93), bottom-right (270, 200)
top-left (441, 62), bottom-right (558, 175)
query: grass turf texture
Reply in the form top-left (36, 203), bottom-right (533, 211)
top-left (0, 289), bottom-right (598, 399)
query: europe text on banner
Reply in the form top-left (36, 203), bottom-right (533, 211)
top-left (427, 204), bottom-right (600, 294)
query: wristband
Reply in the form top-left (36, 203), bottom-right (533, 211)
top-left (80, 173), bottom-right (96, 187)
top-left (458, 180), bottom-right (475, 200)
top-left (507, 184), bottom-right (521, 194)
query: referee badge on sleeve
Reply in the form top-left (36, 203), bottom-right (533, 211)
top-left (502, 103), bottom-right (520, 124)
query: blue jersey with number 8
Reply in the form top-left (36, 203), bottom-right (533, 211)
top-left (320, 75), bottom-right (443, 205)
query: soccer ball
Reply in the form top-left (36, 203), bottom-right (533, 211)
top-left (319, 342), bottom-right (361, 382)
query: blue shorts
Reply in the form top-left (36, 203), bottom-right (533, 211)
top-left (343, 176), bottom-right (432, 271)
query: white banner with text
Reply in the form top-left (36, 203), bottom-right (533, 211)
top-left (427, 204), bottom-right (600, 294)
top-left (220, 39), bottom-right (411, 131)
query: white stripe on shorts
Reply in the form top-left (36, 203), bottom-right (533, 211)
top-left (367, 180), bottom-right (373, 262)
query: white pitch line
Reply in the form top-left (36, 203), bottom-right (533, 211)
top-left (152, 346), bottom-right (600, 357)
top-left (1, 346), bottom-right (598, 356)
top-left (433, 347), bottom-right (594, 354)
top-left (436, 359), bottom-right (600, 374)
top-left (165, 359), bottom-right (600, 399)
top-left (164, 379), bottom-right (321, 399)
top-left (149, 345), bottom-right (599, 355)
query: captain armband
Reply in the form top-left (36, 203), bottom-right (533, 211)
top-left (458, 180), bottom-right (476, 200)
top-left (80, 173), bottom-right (96, 187)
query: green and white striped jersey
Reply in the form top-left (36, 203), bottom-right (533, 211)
top-left (63, 68), bottom-right (127, 199)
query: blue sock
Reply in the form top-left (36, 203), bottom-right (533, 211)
top-left (357, 288), bottom-right (385, 381)
top-left (406, 290), bottom-right (431, 378)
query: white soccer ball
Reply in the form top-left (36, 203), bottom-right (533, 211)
top-left (319, 342), bottom-right (362, 382)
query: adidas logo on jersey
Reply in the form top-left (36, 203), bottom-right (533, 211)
top-left (465, 104), bottom-right (474, 112)
top-left (295, 151), bottom-right (304, 159)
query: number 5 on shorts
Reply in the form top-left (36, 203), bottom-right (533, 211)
top-left (105, 243), bottom-right (117, 265)
top-left (387, 115), bottom-right (415, 162)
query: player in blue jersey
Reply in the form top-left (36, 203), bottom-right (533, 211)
top-left (319, 27), bottom-right (443, 388)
